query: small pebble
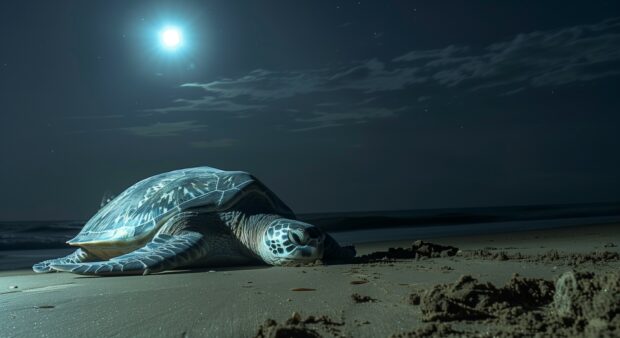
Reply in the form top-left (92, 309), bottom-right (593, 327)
top-left (208, 270), bottom-right (216, 273)
top-left (34, 305), bottom-right (55, 309)
top-left (9, 285), bottom-right (18, 289)
top-left (351, 293), bottom-right (376, 303)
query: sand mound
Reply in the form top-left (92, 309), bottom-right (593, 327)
top-left (255, 323), bottom-right (320, 338)
top-left (416, 271), bottom-right (619, 337)
top-left (354, 241), bottom-right (458, 263)
top-left (553, 270), bottom-right (620, 335)
top-left (420, 274), bottom-right (554, 321)
top-left (254, 312), bottom-right (344, 338)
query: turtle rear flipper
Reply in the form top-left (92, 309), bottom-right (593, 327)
top-left (50, 231), bottom-right (206, 276)
top-left (33, 248), bottom-right (96, 273)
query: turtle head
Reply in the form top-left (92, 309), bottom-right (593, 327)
top-left (259, 219), bottom-right (325, 265)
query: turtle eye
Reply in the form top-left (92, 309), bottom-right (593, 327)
top-left (289, 232), bottom-right (303, 245)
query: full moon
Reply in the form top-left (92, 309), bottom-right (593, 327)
top-left (160, 27), bottom-right (182, 50)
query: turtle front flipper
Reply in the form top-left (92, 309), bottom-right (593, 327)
top-left (33, 248), bottom-right (96, 273)
top-left (50, 231), bottom-right (206, 276)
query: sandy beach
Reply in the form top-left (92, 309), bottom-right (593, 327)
top-left (1, 222), bottom-right (618, 337)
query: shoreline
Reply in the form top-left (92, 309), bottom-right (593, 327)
top-left (1, 222), bottom-right (618, 337)
top-left (2, 218), bottom-right (618, 273)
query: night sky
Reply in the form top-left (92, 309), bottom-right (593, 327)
top-left (1, 1), bottom-right (619, 221)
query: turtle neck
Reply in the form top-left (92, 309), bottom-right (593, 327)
top-left (220, 210), bottom-right (282, 260)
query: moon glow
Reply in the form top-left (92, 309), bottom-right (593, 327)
top-left (160, 27), bottom-right (182, 50)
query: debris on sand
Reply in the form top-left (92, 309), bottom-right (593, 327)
top-left (458, 249), bottom-right (619, 265)
top-left (439, 265), bottom-right (453, 272)
top-left (33, 305), bottom-right (55, 309)
top-left (416, 271), bottom-right (620, 337)
top-left (391, 323), bottom-right (456, 338)
top-left (412, 240), bottom-right (459, 258)
top-left (255, 312), bottom-right (344, 338)
top-left (350, 280), bottom-right (368, 285)
top-left (290, 288), bottom-right (316, 292)
top-left (351, 293), bottom-right (376, 303)
top-left (354, 241), bottom-right (458, 263)
top-left (282, 259), bottom-right (324, 267)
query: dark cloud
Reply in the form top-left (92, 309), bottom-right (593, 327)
top-left (407, 17), bottom-right (620, 90)
top-left (146, 17), bottom-right (620, 134)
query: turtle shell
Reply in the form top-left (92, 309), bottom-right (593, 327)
top-left (68, 166), bottom-right (293, 245)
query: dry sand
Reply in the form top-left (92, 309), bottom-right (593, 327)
top-left (0, 223), bottom-right (618, 337)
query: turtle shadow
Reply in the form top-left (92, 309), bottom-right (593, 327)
top-left (71, 264), bottom-right (272, 278)
top-left (70, 260), bottom-right (366, 278)
top-left (164, 264), bottom-right (272, 275)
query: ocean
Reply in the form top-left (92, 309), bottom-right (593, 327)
top-left (1, 202), bottom-right (619, 251)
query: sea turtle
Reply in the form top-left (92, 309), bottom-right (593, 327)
top-left (33, 166), bottom-right (355, 275)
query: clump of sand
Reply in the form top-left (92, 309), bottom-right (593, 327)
top-left (553, 270), bottom-right (620, 336)
top-left (354, 240), bottom-right (458, 263)
top-left (254, 312), bottom-right (344, 338)
top-left (413, 271), bottom-right (620, 337)
top-left (351, 293), bottom-right (376, 303)
top-left (390, 323), bottom-right (456, 338)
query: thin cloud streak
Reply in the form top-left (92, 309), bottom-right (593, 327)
top-left (189, 138), bottom-right (238, 149)
top-left (118, 121), bottom-right (208, 137)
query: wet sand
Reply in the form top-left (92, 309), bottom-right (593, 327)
top-left (0, 223), bottom-right (618, 337)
